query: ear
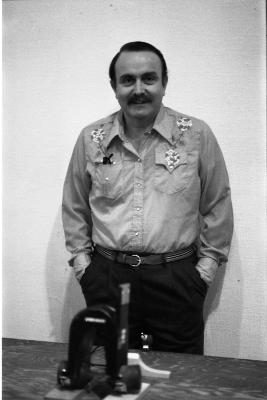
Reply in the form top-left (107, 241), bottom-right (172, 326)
top-left (110, 79), bottom-right (116, 93)
top-left (162, 76), bottom-right (168, 93)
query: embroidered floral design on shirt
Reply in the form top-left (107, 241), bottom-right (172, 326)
top-left (91, 128), bottom-right (106, 143)
top-left (165, 149), bottom-right (180, 169)
top-left (176, 117), bottom-right (192, 145)
top-left (91, 127), bottom-right (113, 164)
top-left (177, 117), bottom-right (192, 132)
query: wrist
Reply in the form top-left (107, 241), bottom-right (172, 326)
top-left (73, 253), bottom-right (91, 281)
top-left (196, 257), bottom-right (218, 286)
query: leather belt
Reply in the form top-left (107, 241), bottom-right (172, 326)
top-left (95, 244), bottom-right (196, 267)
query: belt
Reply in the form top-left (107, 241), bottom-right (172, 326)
top-left (95, 244), bottom-right (195, 268)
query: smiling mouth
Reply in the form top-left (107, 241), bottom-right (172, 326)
top-left (130, 99), bottom-right (150, 105)
top-left (129, 95), bottom-right (150, 105)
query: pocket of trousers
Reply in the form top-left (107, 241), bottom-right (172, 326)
top-left (79, 263), bottom-right (95, 291)
top-left (190, 264), bottom-right (208, 297)
top-left (170, 254), bottom-right (207, 298)
top-left (79, 253), bottom-right (111, 308)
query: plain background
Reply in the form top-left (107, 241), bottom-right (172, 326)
top-left (2, 0), bottom-right (266, 360)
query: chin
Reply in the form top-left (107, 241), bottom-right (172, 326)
top-left (128, 105), bottom-right (153, 119)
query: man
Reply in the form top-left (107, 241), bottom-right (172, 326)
top-left (62, 41), bottom-right (233, 354)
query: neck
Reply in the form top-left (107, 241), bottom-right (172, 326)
top-left (123, 115), bottom-right (155, 139)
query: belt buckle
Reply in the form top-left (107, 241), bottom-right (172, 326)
top-left (130, 254), bottom-right (141, 267)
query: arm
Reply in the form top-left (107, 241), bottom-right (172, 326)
top-left (196, 124), bottom-right (234, 285)
top-left (62, 130), bottom-right (93, 280)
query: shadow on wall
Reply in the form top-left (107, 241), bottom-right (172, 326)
top-left (203, 262), bottom-right (227, 320)
top-left (203, 232), bottom-right (243, 357)
top-left (46, 208), bottom-right (85, 343)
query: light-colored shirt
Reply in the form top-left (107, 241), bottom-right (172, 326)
top-left (62, 105), bottom-right (233, 284)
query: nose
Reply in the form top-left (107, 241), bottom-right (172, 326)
top-left (134, 79), bottom-right (144, 94)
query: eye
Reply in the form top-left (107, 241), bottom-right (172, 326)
top-left (143, 74), bottom-right (158, 84)
top-left (120, 75), bottom-right (135, 86)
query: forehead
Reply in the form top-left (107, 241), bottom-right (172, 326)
top-left (115, 51), bottom-right (162, 77)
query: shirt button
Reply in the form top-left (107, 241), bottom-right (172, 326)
top-left (137, 158), bottom-right (141, 162)
top-left (137, 183), bottom-right (142, 188)
top-left (135, 232), bottom-right (139, 236)
top-left (136, 207), bottom-right (140, 211)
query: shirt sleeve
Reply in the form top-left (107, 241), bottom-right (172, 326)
top-left (197, 123), bottom-right (234, 275)
top-left (62, 130), bottom-right (93, 266)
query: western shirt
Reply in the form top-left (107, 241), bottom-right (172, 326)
top-left (62, 105), bottom-right (233, 284)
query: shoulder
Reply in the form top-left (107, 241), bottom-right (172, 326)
top-left (80, 111), bottom-right (118, 139)
top-left (164, 106), bottom-right (211, 133)
top-left (164, 106), bottom-right (218, 149)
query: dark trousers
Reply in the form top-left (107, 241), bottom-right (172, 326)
top-left (80, 250), bottom-right (207, 354)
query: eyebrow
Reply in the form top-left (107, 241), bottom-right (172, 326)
top-left (119, 71), bottom-right (159, 79)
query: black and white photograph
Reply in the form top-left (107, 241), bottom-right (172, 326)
top-left (2, 0), bottom-right (266, 399)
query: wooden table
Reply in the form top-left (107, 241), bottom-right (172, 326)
top-left (2, 338), bottom-right (267, 400)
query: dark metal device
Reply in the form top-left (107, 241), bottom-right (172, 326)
top-left (141, 333), bottom-right (153, 352)
top-left (57, 283), bottom-right (141, 395)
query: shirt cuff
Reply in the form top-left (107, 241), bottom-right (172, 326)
top-left (195, 257), bottom-right (219, 286)
top-left (72, 252), bottom-right (91, 281)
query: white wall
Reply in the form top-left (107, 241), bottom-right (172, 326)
top-left (3, 0), bottom-right (266, 360)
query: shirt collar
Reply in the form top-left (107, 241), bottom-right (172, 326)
top-left (103, 104), bottom-right (175, 148)
top-left (152, 104), bottom-right (174, 145)
top-left (101, 112), bottom-right (123, 148)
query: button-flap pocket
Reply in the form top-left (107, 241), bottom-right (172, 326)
top-left (155, 149), bottom-right (187, 172)
top-left (94, 158), bottom-right (123, 199)
top-left (154, 149), bottom-right (189, 194)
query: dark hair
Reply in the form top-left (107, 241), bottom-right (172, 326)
top-left (109, 41), bottom-right (168, 86)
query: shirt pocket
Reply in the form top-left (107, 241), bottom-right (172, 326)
top-left (154, 149), bottom-right (189, 194)
top-left (94, 160), bottom-right (123, 199)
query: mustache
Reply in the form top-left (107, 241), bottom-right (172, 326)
top-left (128, 94), bottom-right (151, 104)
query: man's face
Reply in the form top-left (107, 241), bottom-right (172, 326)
top-left (111, 51), bottom-right (167, 124)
